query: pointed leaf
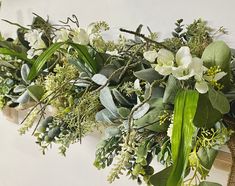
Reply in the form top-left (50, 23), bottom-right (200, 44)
top-left (27, 85), bottom-right (44, 102)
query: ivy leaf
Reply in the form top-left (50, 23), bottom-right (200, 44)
top-left (208, 87), bottom-right (230, 114)
top-left (193, 94), bottom-right (222, 128)
top-left (150, 166), bottom-right (172, 186)
top-left (167, 90), bottom-right (199, 186)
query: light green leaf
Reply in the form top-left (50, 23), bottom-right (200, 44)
top-left (167, 90), bottom-right (199, 186)
top-left (0, 48), bottom-right (31, 63)
top-left (27, 42), bottom-right (64, 80)
top-left (118, 107), bottom-right (130, 119)
top-left (208, 87), bottom-right (230, 114)
top-left (197, 147), bottom-right (218, 177)
top-left (27, 85), bottom-right (44, 102)
top-left (199, 181), bottom-right (222, 186)
top-left (202, 41), bottom-right (231, 90)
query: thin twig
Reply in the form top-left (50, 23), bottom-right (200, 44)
top-left (120, 28), bottom-right (173, 52)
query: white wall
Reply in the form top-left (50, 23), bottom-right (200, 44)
top-left (0, 0), bottom-right (234, 186)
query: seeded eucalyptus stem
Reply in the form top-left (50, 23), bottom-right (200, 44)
top-left (119, 28), bottom-right (173, 52)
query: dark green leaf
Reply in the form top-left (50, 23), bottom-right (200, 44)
top-left (193, 94), bottom-right (222, 128)
top-left (208, 87), bottom-right (230, 114)
top-left (150, 166), bottom-right (172, 186)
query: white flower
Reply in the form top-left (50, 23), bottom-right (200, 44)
top-left (143, 50), bottom-right (158, 63)
top-left (53, 29), bottom-right (69, 43)
top-left (167, 124), bottom-right (173, 140)
top-left (195, 81), bottom-right (209, 94)
top-left (106, 49), bottom-right (119, 56)
top-left (72, 28), bottom-right (89, 45)
top-left (155, 49), bottom-right (174, 75)
top-left (24, 29), bottom-right (46, 59)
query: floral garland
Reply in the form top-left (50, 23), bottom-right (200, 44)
top-left (0, 15), bottom-right (234, 186)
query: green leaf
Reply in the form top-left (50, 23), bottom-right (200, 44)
top-left (112, 89), bottom-right (133, 106)
top-left (28, 42), bottom-right (97, 80)
top-left (202, 41), bottom-right (231, 90)
top-left (99, 87), bottom-right (118, 117)
top-left (193, 94), bottom-right (222, 128)
top-left (69, 42), bottom-right (97, 73)
top-left (0, 48), bottom-right (31, 63)
top-left (21, 64), bottom-right (30, 84)
top-left (27, 85), bottom-right (44, 102)
top-left (197, 147), bottom-right (218, 177)
top-left (199, 181), bottom-right (222, 186)
top-left (27, 42), bottom-right (64, 80)
top-left (134, 68), bottom-right (162, 83)
top-left (135, 98), bottom-right (170, 132)
top-left (167, 90), bottom-right (199, 186)
top-left (117, 107), bottom-right (130, 119)
top-left (208, 87), bottom-right (230, 114)
top-left (150, 166), bottom-right (172, 186)
top-left (163, 75), bottom-right (181, 104)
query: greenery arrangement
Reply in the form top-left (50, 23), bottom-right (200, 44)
top-left (0, 14), bottom-right (235, 186)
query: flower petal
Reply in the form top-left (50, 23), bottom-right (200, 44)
top-left (214, 71), bottom-right (227, 81)
top-left (157, 49), bottom-right (174, 66)
top-left (195, 81), bottom-right (208, 94)
top-left (155, 65), bottom-right (172, 75)
top-left (176, 46), bottom-right (192, 67)
top-left (143, 50), bottom-right (158, 63)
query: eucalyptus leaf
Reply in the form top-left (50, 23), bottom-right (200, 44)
top-left (15, 91), bottom-right (31, 104)
top-left (91, 74), bottom-right (108, 85)
top-left (135, 98), bottom-right (170, 132)
top-left (202, 41), bottom-right (231, 90)
top-left (118, 107), bottom-right (130, 119)
top-left (133, 103), bottom-right (150, 119)
top-left (134, 68), bottom-right (162, 83)
top-left (100, 87), bottom-right (118, 117)
top-left (21, 64), bottom-right (30, 84)
top-left (105, 127), bottom-right (121, 139)
top-left (96, 108), bottom-right (117, 123)
top-left (13, 85), bottom-right (26, 93)
top-left (112, 89), bottom-right (133, 106)
top-left (208, 87), bottom-right (230, 114)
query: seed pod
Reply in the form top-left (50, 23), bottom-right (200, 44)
top-left (48, 127), bottom-right (61, 139)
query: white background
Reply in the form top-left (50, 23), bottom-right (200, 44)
top-left (0, 0), bottom-right (234, 186)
